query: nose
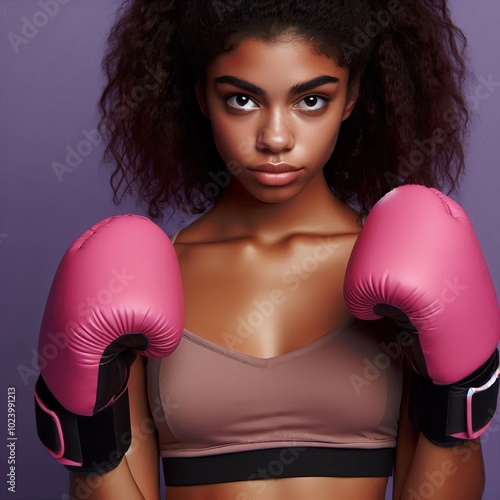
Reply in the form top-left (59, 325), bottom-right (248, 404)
top-left (256, 110), bottom-right (295, 154)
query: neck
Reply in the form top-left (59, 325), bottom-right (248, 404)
top-left (209, 173), bottom-right (349, 241)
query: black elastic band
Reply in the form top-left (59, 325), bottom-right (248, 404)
top-left (163, 446), bottom-right (395, 486)
top-left (35, 375), bottom-right (131, 475)
top-left (409, 349), bottom-right (499, 447)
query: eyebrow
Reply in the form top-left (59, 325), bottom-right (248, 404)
top-left (214, 75), bottom-right (340, 96)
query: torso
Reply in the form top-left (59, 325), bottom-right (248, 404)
top-left (162, 206), bottom-right (392, 499)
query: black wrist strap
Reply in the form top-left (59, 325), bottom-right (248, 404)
top-left (409, 349), bottom-right (500, 447)
top-left (34, 375), bottom-right (131, 475)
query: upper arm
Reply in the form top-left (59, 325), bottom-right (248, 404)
top-left (392, 357), bottom-right (485, 500)
top-left (392, 356), bottom-right (420, 500)
top-left (125, 355), bottom-right (161, 500)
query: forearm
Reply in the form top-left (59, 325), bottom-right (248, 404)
top-left (69, 458), bottom-right (145, 500)
top-left (397, 434), bottom-right (484, 500)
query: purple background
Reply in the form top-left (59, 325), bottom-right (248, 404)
top-left (0, 1), bottom-right (498, 498)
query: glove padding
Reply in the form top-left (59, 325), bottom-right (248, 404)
top-left (344, 185), bottom-right (500, 445)
top-left (34, 214), bottom-right (184, 472)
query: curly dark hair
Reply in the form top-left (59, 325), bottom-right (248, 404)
top-left (98, 0), bottom-right (470, 219)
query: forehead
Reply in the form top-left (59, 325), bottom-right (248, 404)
top-left (206, 37), bottom-right (348, 86)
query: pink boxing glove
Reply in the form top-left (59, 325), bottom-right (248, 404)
top-left (344, 185), bottom-right (500, 446)
top-left (34, 215), bottom-right (184, 473)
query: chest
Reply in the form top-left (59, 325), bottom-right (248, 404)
top-left (173, 233), bottom-right (357, 358)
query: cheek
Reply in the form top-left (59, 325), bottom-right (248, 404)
top-left (208, 116), bottom-right (232, 159)
top-left (210, 116), bottom-right (257, 166)
top-left (302, 119), bottom-right (342, 163)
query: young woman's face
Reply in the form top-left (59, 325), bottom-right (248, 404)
top-left (198, 36), bottom-right (358, 204)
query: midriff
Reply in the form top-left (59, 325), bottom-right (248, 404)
top-left (165, 476), bottom-right (389, 500)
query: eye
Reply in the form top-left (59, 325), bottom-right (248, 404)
top-left (226, 94), bottom-right (259, 110)
top-left (295, 95), bottom-right (331, 112)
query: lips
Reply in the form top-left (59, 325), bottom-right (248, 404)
top-left (247, 163), bottom-right (304, 186)
top-left (248, 163), bottom-right (302, 173)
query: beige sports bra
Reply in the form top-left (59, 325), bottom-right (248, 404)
top-left (146, 232), bottom-right (403, 486)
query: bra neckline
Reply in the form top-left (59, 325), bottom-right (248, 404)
top-left (181, 317), bottom-right (357, 367)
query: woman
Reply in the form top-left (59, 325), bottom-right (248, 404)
top-left (74, 1), bottom-right (486, 498)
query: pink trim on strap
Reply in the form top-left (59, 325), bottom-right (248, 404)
top-left (451, 366), bottom-right (500, 440)
top-left (34, 389), bottom-right (83, 467)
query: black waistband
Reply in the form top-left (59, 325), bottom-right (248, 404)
top-left (163, 446), bottom-right (395, 486)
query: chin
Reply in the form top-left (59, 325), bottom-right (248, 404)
top-left (227, 175), bottom-right (308, 205)
top-left (249, 186), bottom-right (303, 205)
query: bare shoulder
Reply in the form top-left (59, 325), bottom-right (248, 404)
top-left (171, 208), bottom-right (223, 244)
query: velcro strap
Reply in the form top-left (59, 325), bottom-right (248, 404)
top-left (409, 349), bottom-right (500, 447)
top-left (34, 375), bottom-right (131, 474)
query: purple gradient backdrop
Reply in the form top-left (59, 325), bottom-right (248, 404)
top-left (0, 1), bottom-right (498, 498)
